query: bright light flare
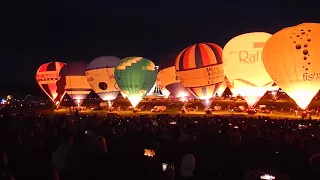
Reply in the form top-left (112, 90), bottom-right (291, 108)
top-left (260, 174), bottom-right (275, 180)
top-left (288, 90), bottom-right (317, 110)
top-left (233, 80), bottom-right (270, 108)
top-left (177, 92), bottom-right (188, 98)
top-left (128, 95), bottom-right (142, 108)
top-left (201, 98), bottom-right (212, 108)
top-left (76, 99), bottom-right (81, 107)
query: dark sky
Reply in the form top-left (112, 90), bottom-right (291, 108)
top-left (0, 1), bottom-right (319, 84)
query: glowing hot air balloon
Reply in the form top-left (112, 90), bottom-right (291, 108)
top-left (223, 32), bottom-right (274, 107)
top-left (175, 43), bottom-right (224, 107)
top-left (86, 56), bottom-right (121, 102)
top-left (158, 66), bottom-right (191, 98)
top-left (114, 57), bottom-right (158, 107)
top-left (36, 62), bottom-right (66, 105)
top-left (262, 23), bottom-right (320, 109)
top-left (58, 61), bottom-right (92, 106)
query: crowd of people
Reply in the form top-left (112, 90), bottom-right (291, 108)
top-left (1, 112), bottom-right (320, 180)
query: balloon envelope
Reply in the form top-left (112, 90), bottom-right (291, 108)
top-left (59, 61), bottom-right (91, 102)
top-left (262, 23), bottom-right (320, 109)
top-left (175, 43), bottom-right (224, 105)
top-left (86, 56), bottom-right (121, 101)
top-left (216, 79), bottom-right (227, 97)
top-left (114, 57), bottom-right (158, 107)
top-left (36, 62), bottom-right (66, 103)
top-left (268, 83), bottom-right (280, 92)
top-left (157, 66), bottom-right (191, 97)
top-left (223, 32), bottom-right (273, 107)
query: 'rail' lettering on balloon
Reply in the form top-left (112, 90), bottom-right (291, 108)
top-left (239, 50), bottom-right (262, 64)
top-left (303, 72), bottom-right (320, 81)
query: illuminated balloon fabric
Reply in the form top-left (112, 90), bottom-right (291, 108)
top-left (114, 57), bottom-right (158, 107)
top-left (268, 83), bottom-right (279, 92)
top-left (175, 43), bottom-right (224, 100)
top-left (59, 61), bottom-right (92, 101)
top-left (157, 66), bottom-right (191, 97)
top-left (216, 79), bottom-right (227, 97)
top-left (85, 56), bottom-right (121, 101)
top-left (223, 32), bottom-right (273, 107)
top-left (36, 62), bottom-right (66, 103)
top-left (262, 23), bottom-right (320, 109)
top-left (224, 77), bottom-right (238, 96)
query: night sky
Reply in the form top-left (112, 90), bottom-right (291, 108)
top-left (1, 2), bottom-right (319, 85)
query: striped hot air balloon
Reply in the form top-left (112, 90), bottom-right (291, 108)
top-left (36, 62), bottom-right (66, 104)
top-left (58, 62), bottom-right (92, 106)
top-left (175, 43), bottom-right (225, 107)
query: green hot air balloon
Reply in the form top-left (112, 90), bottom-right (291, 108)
top-left (114, 57), bottom-right (158, 107)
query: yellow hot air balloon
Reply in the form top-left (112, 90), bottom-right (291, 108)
top-left (223, 32), bottom-right (274, 107)
top-left (262, 23), bottom-right (320, 109)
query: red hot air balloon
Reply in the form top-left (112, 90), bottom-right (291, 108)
top-left (35, 62), bottom-right (66, 104)
top-left (175, 43), bottom-right (225, 107)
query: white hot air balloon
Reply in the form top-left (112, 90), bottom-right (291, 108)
top-left (223, 32), bottom-right (274, 107)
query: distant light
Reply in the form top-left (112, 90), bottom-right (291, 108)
top-left (1, 99), bottom-right (6, 104)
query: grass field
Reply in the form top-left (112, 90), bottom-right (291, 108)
top-left (34, 99), bottom-right (320, 120)
top-left (53, 108), bottom-right (313, 120)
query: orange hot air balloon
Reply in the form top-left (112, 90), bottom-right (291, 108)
top-left (58, 61), bottom-right (92, 106)
top-left (157, 66), bottom-right (191, 98)
top-left (262, 23), bottom-right (320, 109)
top-left (36, 62), bottom-right (66, 104)
top-left (175, 43), bottom-right (224, 107)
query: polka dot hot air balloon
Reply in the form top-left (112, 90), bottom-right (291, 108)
top-left (85, 56), bottom-right (121, 101)
top-left (175, 43), bottom-right (225, 107)
top-left (262, 23), bottom-right (320, 109)
top-left (35, 62), bottom-right (66, 105)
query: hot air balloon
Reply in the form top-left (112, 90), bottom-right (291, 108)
top-left (157, 66), bottom-right (191, 98)
top-left (114, 57), bottom-right (158, 107)
top-left (86, 56), bottom-right (121, 103)
top-left (223, 32), bottom-right (274, 107)
top-left (58, 61), bottom-right (92, 106)
top-left (35, 62), bottom-right (66, 105)
top-left (175, 43), bottom-right (224, 107)
top-left (262, 23), bottom-right (320, 109)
